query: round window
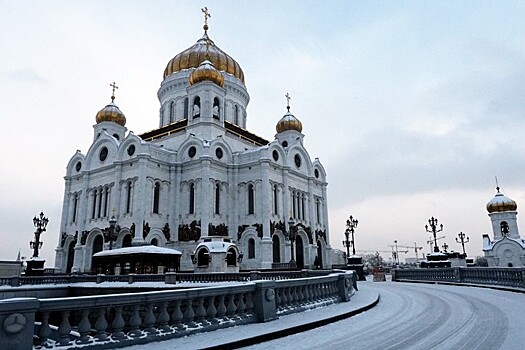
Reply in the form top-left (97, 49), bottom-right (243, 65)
top-left (314, 169), bottom-right (319, 178)
top-left (75, 161), bottom-right (82, 172)
top-left (215, 148), bottom-right (223, 159)
top-left (113, 134), bottom-right (120, 140)
top-left (99, 147), bottom-right (108, 162)
top-left (294, 154), bottom-right (301, 168)
top-left (188, 146), bottom-right (197, 158)
top-left (282, 141), bottom-right (288, 148)
top-left (272, 150), bottom-right (279, 161)
top-left (127, 144), bottom-right (136, 156)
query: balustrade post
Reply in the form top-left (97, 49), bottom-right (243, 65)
top-left (111, 306), bottom-right (127, 340)
top-left (58, 310), bottom-right (72, 346)
top-left (94, 307), bottom-right (108, 341)
top-left (76, 309), bottom-right (92, 344)
top-left (0, 297), bottom-right (39, 350)
top-left (157, 301), bottom-right (171, 332)
top-left (165, 272), bottom-right (177, 285)
top-left (143, 303), bottom-right (157, 336)
top-left (253, 280), bottom-right (278, 322)
top-left (170, 300), bottom-right (184, 330)
top-left (250, 271), bottom-right (262, 281)
top-left (337, 273), bottom-right (351, 302)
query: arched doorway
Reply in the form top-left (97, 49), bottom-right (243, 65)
top-left (226, 248), bottom-right (237, 266)
top-left (296, 235), bottom-right (304, 269)
top-left (66, 240), bottom-right (75, 274)
top-left (317, 240), bottom-right (323, 269)
top-left (122, 234), bottom-right (132, 247)
top-left (91, 235), bottom-right (104, 273)
top-left (272, 235), bottom-right (280, 263)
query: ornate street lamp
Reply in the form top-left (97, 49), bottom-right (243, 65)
top-left (108, 215), bottom-right (117, 250)
top-left (455, 232), bottom-right (469, 256)
top-left (345, 215), bottom-right (358, 256)
top-left (393, 240), bottom-right (399, 265)
top-left (30, 212), bottom-right (48, 258)
top-left (425, 217), bottom-right (443, 253)
top-left (287, 217), bottom-right (297, 264)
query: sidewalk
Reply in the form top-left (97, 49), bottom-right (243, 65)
top-left (127, 282), bottom-right (380, 350)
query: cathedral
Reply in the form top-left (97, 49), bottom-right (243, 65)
top-left (54, 14), bottom-right (332, 274)
top-left (483, 187), bottom-right (525, 267)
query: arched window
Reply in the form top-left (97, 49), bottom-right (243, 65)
top-left (189, 183), bottom-right (195, 214)
top-left (292, 191), bottom-right (297, 219)
top-left (72, 193), bottom-right (78, 223)
top-left (234, 105), bottom-right (239, 124)
top-left (184, 97), bottom-right (189, 118)
top-left (126, 181), bottom-right (133, 214)
top-left (215, 183), bottom-right (220, 215)
top-left (97, 188), bottom-right (103, 218)
top-left (316, 198), bottom-right (321, 224)
top-left (273, 185), bottom-right (278, 215)
top-left (301, 194), bottom-right (305, 220)
top-left (213, 97), bottom-right (220, 120)
top-left (226, 248), bottom-right (237, 266)
top-left (248, 238), bottom-right (255, 259)
top-left (501, 221), bottom-right (510, 236)
top-left (153, 182), bottom-right (160, 214)
top-left (248, 184), bottom-right (255, 215)
top-left (169, 101), bottom-right (175, 123)
top-left (193, 96), bottom-right (201, 119)
top-left (151, 238), bottom-right (158, 246)
top-left (197, 248), bottom-right (209, 267)
top-left (103, 187), bottom-right (110, 217)
top-left (92, 190), bottom-right (97, 219)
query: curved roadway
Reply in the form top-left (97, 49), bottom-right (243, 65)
top-left (244, 281), bottom-right (525, 350)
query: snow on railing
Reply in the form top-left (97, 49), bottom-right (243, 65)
top-left (0, 271), bottom-right (357, 349)
top-left (392, 267), bottom-right (525, 289)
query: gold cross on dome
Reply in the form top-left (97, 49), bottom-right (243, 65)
top-left (285, 93), bottom-right (291, 111)
top-left (109, 82), bottom-right (118, 102)
top-left (202, 7), bottom-right (211, 26)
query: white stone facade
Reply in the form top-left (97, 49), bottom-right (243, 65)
top-left (483, 189), bottom-right (525, 267)
top-left (54, 29), bottom-right (332, 274)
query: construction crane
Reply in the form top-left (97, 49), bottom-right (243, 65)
top-left (357, 249), bottom-right (409, 264)
top-left (390, 242), bottom-right (424, 260)
top-left (426, 235), bottom-right (445, 252)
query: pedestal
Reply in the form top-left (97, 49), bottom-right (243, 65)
top-left (25, 258), bottom-right (45, 276)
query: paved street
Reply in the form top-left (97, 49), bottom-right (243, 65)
top-left (244, 281), bottom-right (525, 350)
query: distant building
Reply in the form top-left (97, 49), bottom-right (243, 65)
top-left (482, 187), bottom-right (525, 267)
top-left (54, 19), bottom-right (332, 274)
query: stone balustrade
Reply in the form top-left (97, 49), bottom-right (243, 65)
top-left (0, 271), bottom-right (356, 350)
top-left (392, 267), bottom-right (525, 289)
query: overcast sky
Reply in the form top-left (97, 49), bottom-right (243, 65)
top-left (1, 1), bottom-right (525, 264)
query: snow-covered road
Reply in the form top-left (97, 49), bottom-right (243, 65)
top-left (244, 281), bottom-right (525, 350)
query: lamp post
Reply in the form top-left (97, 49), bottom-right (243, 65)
top-left (346, 215), bottom-right (358, 256)
top-left (287, 218), bottom-right (297, 264)
top-left (455, 232), bottom-right (469, 256)
top-left (393, 240), bottom-right (399, 265)
top-left (30, 212), bottom-right (48, 258)
top-left (108, 215), bottom-right (117, 250)
top-left (342, 229), bottom-right (351, 260)
top-left (425, 217), bottom-right (443, 253)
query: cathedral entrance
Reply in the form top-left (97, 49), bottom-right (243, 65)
top-left (91, 235), bottom-right (104, 273)
top-left (66, 240), bottom-right (75, 274)
top-left (272, 235), bottom-right (280, 263)
top-left (296, 235), bottom-right (304, 269)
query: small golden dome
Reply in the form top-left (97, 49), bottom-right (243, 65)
top-left (189, 60), bottom-right (225, 87)
top-left (164, 31), bottom-right (244, 83)
top-left (487, 188), bottom-right (517, 213)
top-left (276, 108), bottom-right (303, 133)
top-left (95, 101), bottom-right (126, 126)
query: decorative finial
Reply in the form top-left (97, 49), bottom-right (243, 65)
top-left (495, 176), bottom-right (500, 193)
top-left (202, 7), bottom-right (211, 32)
top-left (109, 81), bottom-right (118, 102)
top-left (285, 93), bottom-right (291, 112)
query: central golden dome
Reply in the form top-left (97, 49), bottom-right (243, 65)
top-left (163, 28), bottom-right (244, 83)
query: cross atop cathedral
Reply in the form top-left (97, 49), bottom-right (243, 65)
top-left (202, 7), bottom-right (211, 27)
top-left (110, 82), bottom-right (118, 102)
top-left (495, 175), bottom-right (500, 193)
top-left (285, 93), bottom-right (291, 111)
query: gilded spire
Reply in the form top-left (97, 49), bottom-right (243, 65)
top-left (202, 7), bottom-right (211, 33)
top-left (109, 81), bottom-right (118, 102)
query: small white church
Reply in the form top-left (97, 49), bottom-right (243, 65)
top-left (54, 17), bottom-right (332, 274)
top-left (483, 187), bottom-right (525, 267)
